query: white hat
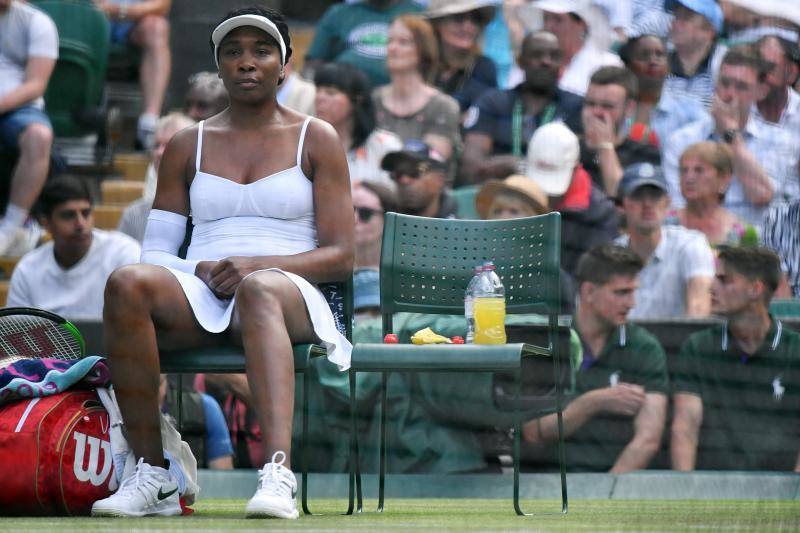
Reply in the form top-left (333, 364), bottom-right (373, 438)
top-left (211, 14), bottom-right (287, 68)
top-left (525, 122), bottom-right (580, 196)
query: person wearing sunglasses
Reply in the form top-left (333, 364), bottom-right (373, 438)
top-left (425, 0), bottom-right (498, 118)
top-left (381, 138), bottom-right (457, 219)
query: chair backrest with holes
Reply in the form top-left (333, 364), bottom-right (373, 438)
top-left (379, 212), bottom-right (561, 329)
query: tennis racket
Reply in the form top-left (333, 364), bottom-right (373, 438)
top-left (0, 307), bottom-right (85, 369)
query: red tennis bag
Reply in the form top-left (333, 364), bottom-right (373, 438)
top-left (0, 390), bottom-right (116, 516)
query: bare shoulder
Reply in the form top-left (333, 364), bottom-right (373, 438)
top-left (304, 116), bottom-right (339, 145)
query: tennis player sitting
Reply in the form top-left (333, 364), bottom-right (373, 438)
top-left (92, 6), bottom-right (353, 519)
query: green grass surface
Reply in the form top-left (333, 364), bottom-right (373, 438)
top-left (4, 499), bottom-right (800, 531)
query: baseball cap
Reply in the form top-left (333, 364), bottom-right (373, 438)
top-left (524, 122), bottom-right (580, 196)
top-left (665, 0), bottom-right (724, 33)
top-left (381, 139), bottom-right (448, 173)
top-left (212, 14), bottom-right (287, 68)
top-left (619, 162), bottom-right (669, 197)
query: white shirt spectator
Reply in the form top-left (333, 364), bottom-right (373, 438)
top-left (629, 0), bottom-right (672, 38)
top-left (0, 1), bottom-right (58, 109)
top-left (750, 88), bottom-right (800, 205)
top-left (616, 225), bottom-right (715, 319)
top-left (558, 43), bottom-right (623, 96)
top-left (7, 229), bottom-right (141, 321)
top-left (762, 200), bottom-right (800, 298)
top-left (662, 110), bottom-right (788, 228)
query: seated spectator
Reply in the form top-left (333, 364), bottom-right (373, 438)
top-left (525, 122), bottom-right (619, 277)
top-left (661, 0), bottom-right (726, 109)
top-left (7, 176), bottom-right (140, 320)
top-left (461, 31), bottom-right (583, 185)
top-left (523, 244), bottom-right (668, 473)
top-left (183, 71), bottom-right (228, 122)
top-left (618, 34), bottom-right (706, 148)
top-left (277, 61), bottom-right (315, 115)
top-left (666, 141), bottom-right (756, 246)
top-left (313, 63), bottom-right (402, 189)
top-left (753, 35), bottom-right (800, 204)
top-left (475, 174), bottom-right (548, 220)
top-left (762, 199), bottom-right (800, 297)
top-left (0, 0), bottom-right (57, 256)
top-left (302, 0), bottom-right (422, 88)
top-left (615, 162), bottom-right (714, 319)
top-left (628, 0), bottom-right (673, 39)
top-left (426, 0), bottom-right (497, 116)
top-left (353, 180), bottom-right (396, 271)
top-left (373, 15), bottom-right (462, 162)
top-left (475, 174), bottom-right (576, 312)
top-left (381, 139), bottom-right (457, 219)
top-left (94, 0), bottom-right (172, 149)
top-left (530, 0), bottom-right (623, 96)
top-left (117, 112), bottom-right (195, 243)
top-left (579, 67), bottom-right (661, 197)
top-left (663, 46), bottom-right (778, 228)
top-left (158, 374), bottom-right (234, 470)
top-left (671, 246), bottom-right (800, 471)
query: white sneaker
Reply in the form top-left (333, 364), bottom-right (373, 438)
top-left (245, 451), bottom-right (299, 519)
top-left (91, 458), bottom-right (181, 517)
top-left (0, 222), bottom-right (41, 257)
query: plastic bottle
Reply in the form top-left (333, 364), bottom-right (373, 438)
top-left (473, 262), bottom-right (506, 344)
top-left (464, 264), bottom-right (484, 344)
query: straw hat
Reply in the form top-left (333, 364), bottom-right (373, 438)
top-left (425, 0), bottom-right (496, 26)
top-left (475, 175), bottom-right (550, 219)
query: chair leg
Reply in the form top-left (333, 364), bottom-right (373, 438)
top-left (377, 371), bottom-right (388, 513)
top-left (551, 314), bottom-right (569, 514)
top-left (301, 368), bottom-right (357, 515)
top-left (301, 369), bottom-right (311, 515)
top-left (512, 369), bottom-right (529, 516)
top-left (349, 369), bottom-right (362, 513)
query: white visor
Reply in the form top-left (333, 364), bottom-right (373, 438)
top-left (212, 14), bottom-right (287, 68)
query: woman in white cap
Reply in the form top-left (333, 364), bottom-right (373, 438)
top-left (92, 6), bottom-right (353, 520)
top-left (426, 0), bottom-right (498, 116)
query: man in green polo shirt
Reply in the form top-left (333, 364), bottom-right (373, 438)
top-left (671, 247), bottom-right (800, 471)
top-left (522, 244), bottom-right (669, 472)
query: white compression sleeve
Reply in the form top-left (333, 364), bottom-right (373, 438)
top-left (141, 209), bottom-right (199, 275)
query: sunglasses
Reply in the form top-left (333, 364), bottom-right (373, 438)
top-left (355, 206), bottom-right (381, 222)
top-left (390, 162), bottom-right (432, 181)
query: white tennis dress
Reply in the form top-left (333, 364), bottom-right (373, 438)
top-left (163, 117), bottom-right (351, 370)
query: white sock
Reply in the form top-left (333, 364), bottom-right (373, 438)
top-left (0, 204), bottom-right (28, 234)
top-left (138, 114), bottom-right (157, 133)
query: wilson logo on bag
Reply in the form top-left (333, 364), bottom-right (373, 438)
top-left (0, 390), bottom-right (115, 515)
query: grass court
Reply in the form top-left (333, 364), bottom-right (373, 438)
top-left (4, 499), bottom-right (800, 531)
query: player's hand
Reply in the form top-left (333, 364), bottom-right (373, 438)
top-left (598, 383), bottom-right (646, 417)
top-left (207, 256), bottom-right (260, 298)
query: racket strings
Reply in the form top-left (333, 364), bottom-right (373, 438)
top-left (0, 315), bottom-right (82, 364)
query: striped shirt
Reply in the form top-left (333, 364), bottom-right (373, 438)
top-left (662, 44), bottom-right (727, 110)
top-left (762, 200), bottom-right (800, 297)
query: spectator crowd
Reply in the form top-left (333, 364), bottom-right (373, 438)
top-left (1, 0), bottom-right (799, 476)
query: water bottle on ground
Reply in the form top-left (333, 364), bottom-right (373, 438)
top-left (473, 262), bottom-right (506, 344)
top-left (464, 264), bottom-right (484, 344)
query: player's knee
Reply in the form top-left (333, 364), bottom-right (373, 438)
top-left (235, 272), bottom-right (284, 316)
top-left (18, 124), bottom-right (53, 156)
top-left (104, 265), bottom-right (155, 316)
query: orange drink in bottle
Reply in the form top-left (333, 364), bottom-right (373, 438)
top-left (473, 296), bottom-right (506, 344)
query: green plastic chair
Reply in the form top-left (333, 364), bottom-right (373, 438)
top-left (34, 0), bottom-right (109, 137)
top-left (159, 280), bottom-right (356, 515)
top-left (348, 212), bottom-right (568, 515)
top-left (451, 185), bottom-right (481, 220)
top-left (770, 298), bottom-right (800, 318)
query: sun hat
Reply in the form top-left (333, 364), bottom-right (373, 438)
top-left (524, 122), bottom-right (580, 196)
top-left (475, 175), bottom-right (549, 219)
top-left (425, 0), bottom-right (496, 26)
top-left (211, 14), bottom-right (287, 68)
